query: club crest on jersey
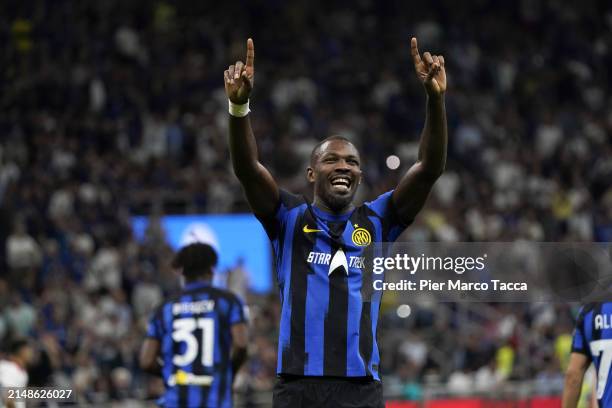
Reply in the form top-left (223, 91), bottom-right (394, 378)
top-left (351, 225), bottom-right (371, 246)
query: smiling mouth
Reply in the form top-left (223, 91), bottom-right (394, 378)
top-left (330, 175), bottom-right (352, 193)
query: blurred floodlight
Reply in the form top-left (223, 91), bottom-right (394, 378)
top-left (386, 155), bottom-right (401, 170)
top-left (396, 304), bottom-right (411, 318)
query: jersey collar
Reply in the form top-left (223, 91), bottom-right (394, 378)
top-left (310, 204), bottom-right (354, 222)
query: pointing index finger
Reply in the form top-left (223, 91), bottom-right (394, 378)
top-left (410, 37), bottom-right (422, 65)
top-left (246, 38), bottom-right (255, 69)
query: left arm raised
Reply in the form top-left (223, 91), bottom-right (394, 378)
top-left (392, 37), bottom-right (447, 224)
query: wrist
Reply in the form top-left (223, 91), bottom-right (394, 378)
top-left (229, 100), bottom-right (250, 117)
top-left (426, 92), bottom-right (445, 103)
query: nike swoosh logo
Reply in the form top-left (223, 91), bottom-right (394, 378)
top-left (303, 225), bottom-right (323, 233)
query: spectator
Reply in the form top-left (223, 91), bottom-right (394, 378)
top-left (6, 221), bottom-right (42, 271)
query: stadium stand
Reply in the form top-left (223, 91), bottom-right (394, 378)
top-left (0, 0), bottom-right (610, 405)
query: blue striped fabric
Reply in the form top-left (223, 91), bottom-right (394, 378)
top-left (146, 281), bottom-right (247, 408)
top-left (572, 302), bottom-right (612, 407)
top-left (257, 189), bottom-right (407, 380)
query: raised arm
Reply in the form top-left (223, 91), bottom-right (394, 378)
top-left (224, 38), bottom-right (279, 218)
top-left (392, 37), bottom-right (447, 224)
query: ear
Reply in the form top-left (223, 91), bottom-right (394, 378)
top-left (306, 167), bottom-right (315, 183)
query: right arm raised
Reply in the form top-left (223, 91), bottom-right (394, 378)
top-left (225, 38), bottom-right (279, 218)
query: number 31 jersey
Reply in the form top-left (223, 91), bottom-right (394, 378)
top-left (572, 302), bottom-right (612, 408)
top-left (147, 281), bottom-right (247, 408)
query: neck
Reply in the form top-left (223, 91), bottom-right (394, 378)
top-left (312, 196), bottom-right (354, 214)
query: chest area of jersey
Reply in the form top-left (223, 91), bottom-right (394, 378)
top-left (299, 218), bottom-right (374, 277)
top-left (301, 220), bottom-right (373, 247)
top-left (306, 249), bottom-right (367, 272)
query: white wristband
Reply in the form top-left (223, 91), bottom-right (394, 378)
top-left (228, 100), bottom-right (250, 117)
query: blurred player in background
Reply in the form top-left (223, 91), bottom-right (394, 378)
top-left (224, 37), bottom-right (447, 407)
top-left (140, 243), bottom-right (249, 408)
top-left (563, 302), bottom-right (612, 408)
top-left (0, 339), bottom-right (34, 408)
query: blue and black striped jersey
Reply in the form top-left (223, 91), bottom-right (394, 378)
top-left (147, 281), bottom-right (247, 408)
top-left (257, 189), bottom-right (406, 380)
top-left (572, 302), bottom-right (612, 408)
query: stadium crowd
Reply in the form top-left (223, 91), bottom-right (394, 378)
top-left (0, 0), bottom-right (611, 404)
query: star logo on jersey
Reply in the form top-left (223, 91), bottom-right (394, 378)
top-left (351, 224), bottom-right (372, 246)
top-left (329, 247), bottom-right (349, 276)
top-left (303, 224), bottom-right (323, 233)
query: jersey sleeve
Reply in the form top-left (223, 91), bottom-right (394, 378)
top-left (571, 307), bottom-right (591, 358)
top-left (146, 307), bottom-right (165, 340)
top-left (255, 189), bottom-right (304, 241)
top-left (364, 190), bottom-right (408, 242)
top-left (229, 295), bottom-right (249, 325)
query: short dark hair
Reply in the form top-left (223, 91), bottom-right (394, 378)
top-left (171, 243), bottom-right (218, 279)
top-left (310, 135), bottom-right (355, 166)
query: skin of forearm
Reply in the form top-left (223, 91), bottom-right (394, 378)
top-left (147, 360), bottom-right (162, 376)
top-left (417, 94), bottom-right (447, 177)
top-left (562, 372), bottom-right (583, 408)
top-left (228, 115), bottom-right (260, 179)
top-left (231, 347), bottom-right (248, 375)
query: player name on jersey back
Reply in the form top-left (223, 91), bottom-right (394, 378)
top-left (146, 281), bottom-right (248, 408)
top-left (172, 299), bottom-right (215, 315)
top-left (595, 313), bottom-right (612, 330)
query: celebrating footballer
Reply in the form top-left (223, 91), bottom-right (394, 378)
top-left (224, 37), bottom-right (447, 407)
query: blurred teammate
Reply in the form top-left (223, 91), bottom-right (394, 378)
top-left (140, 243), bottom-right (248, 408)
top-left (563, 302), bottom-right (612, 408)
top-left (0, 339), bottom-right (34, 408)
top-left (224, 38), bottom-right (447, 407)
